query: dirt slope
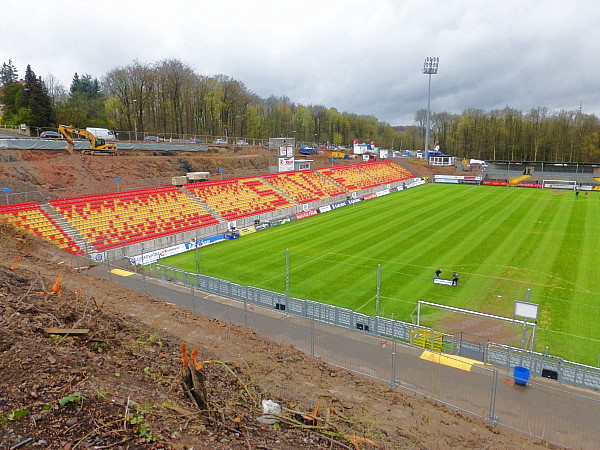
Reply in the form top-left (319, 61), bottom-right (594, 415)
top-left (0, 147), bottom-right (273, 198)
top-left (0, 146), bottom-right (447, 200)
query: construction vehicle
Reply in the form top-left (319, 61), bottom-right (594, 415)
top-left (58, 124), bottom-right (118, 155)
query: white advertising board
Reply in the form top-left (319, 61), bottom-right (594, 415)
top-left (514, 301), bottom-right (538, 320)
top-left (278, 157), bottom-right (294, 172)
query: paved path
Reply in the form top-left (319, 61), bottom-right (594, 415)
top-left (91, 264), bottom-right (600, 449)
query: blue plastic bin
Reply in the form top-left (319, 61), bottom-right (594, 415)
top-left (513, 366), bottom-right (530, 386)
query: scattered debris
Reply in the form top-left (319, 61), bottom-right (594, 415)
top-left (43, 328), bottom-right (89, 336)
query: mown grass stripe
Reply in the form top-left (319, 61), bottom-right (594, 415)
top-left (159, 184), bottom-right (599, 365)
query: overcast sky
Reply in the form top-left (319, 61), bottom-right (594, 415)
top-left (4, 0), bottom-right (599, 125)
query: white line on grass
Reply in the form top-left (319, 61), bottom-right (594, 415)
top-left (355, 295), bottom-right (376, 313)
top-left (379, 295), bottom-right (416, 306)
top-left (540, 328), bottom-right (600, 342)
top-left (323, 252), bottom-right (599, 296)
top-left (256, 251), bottom-right (333, 287)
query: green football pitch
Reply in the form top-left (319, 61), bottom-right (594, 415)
top-left (159, 183), bottom-right (600, 366)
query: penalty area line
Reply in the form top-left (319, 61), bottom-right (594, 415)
top-left (356, 295), bottom-right (376, 314)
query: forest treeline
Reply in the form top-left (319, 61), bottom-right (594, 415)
top-left (1, 58), bottom-right (599, 162)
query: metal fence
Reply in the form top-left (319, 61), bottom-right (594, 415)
top-left (91, 258), bottom-right (599, 449)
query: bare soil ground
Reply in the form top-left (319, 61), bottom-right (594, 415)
top-left (0, 146), bottom-right (445, 199)
top-left (0, 147), bottom-right (555, 449)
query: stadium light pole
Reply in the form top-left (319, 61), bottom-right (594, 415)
top-left (422, 57), bottom-right (439, 160)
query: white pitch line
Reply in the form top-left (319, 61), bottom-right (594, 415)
top-left (256, 251), bottom-right (333, 286)
top-left (356, 295), bottom-right (376, 313)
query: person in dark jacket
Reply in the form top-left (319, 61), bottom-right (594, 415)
top-left (434, 269), bottom-right (442, 280)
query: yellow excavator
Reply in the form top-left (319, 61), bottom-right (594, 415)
top-left (58, 125), bottom-right (118, 155)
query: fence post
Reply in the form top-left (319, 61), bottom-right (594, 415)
top-left (375, 264), bottom-right (381, 334)
top-left (141, 247), bottom-right (146, 294)
top-left (488, 369), bottom-right (499, 425)
top-left (191, 285), bottom-right (195, 314)
top-left (195, 237), bottom-right (200, 274)
top-left (285, 248), bottom-right (290, 298)
top-left (310, 316), bottom-right (315, 357)
top-left (391, 313), bottom-right (397, 388)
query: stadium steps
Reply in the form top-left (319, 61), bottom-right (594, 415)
top-left (40, 203), bottom-right (90, 253)
top-left (258, 176), bottom-right (299, 205)
top-left (355, 166), bottom-right (384, 184)
top-left (314, 170), bottom-right (349, 194)
top-left (509, 174), bottom-right (530, 186)
top-left (179, 185), bottom-right (226, 224)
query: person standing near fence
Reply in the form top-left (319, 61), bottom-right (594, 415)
top-left (452, 272), bottom-right (459, 286)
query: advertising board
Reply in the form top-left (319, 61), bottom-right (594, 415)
top-left (330, 200), bottom-right (349, 210)
top-left (278, 157), bottom-right (294, 172)
top-left (129, 234), bottom-right (226, 265)
top-left (516, 182), bottom-right (541, 188)
top-left (296, 210), bottom-right (318, 220)
top-left (238, 226), bottom-right (256, 236)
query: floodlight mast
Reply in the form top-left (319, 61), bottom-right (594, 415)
top-left (422, 57), bottom-right (439, 160)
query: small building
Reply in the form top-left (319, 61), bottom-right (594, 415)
top-left (294, 159), bottom-right (312, 171)
top-left (429, 155), bottom-right (458, 166)
top-left (186, 171), bottom-right (210, 182)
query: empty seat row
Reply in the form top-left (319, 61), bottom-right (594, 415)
top-left (186, 176), bottom-right (295, 221)
top-left (0, 203), bottom-right (83, 254)
top-left (262, 170), bottom-right (346, 203)
top-left (50, 187), bottom-right (219, 251)
top-left (354, 160), bottom-right (413, 183)
top-left (316, 165), bottom-right (381, 192)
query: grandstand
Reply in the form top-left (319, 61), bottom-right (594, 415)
top-left (316, 165), bottom-right (382, 192)
top-left (1, 161), bottom-right (416, 255)
top-left (49, 186), bottom-right (219, 251)
top-left (355, 160), bottom-right (413, 183)
top-left (184, 176), bottom-right (296, 221)
top-left (262, 170), bottom-right (346, 203)
top-left (0, 202), bottom-right (83, 254)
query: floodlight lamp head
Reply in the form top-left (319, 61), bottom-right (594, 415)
top-left (422, 57), bottom-right (439, 75)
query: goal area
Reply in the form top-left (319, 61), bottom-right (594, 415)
top-left (542, 179), bottom-right (577, 190)
top-left (413, 300), bottom-right (536, 350)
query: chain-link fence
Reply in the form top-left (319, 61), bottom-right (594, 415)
top-left (78, 255), bottom-right (599, 449)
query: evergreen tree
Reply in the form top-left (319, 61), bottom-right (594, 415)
top-left (61, 72), bottom-right (106, 127)
top-left (0, 59), bottom-right (22, 124)
top-left (70, 72), bottom-right (102, 98)
top-left (0, 59), bottom-right (18, 86)
top-left (16, 65), bottom-right (55, 127)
